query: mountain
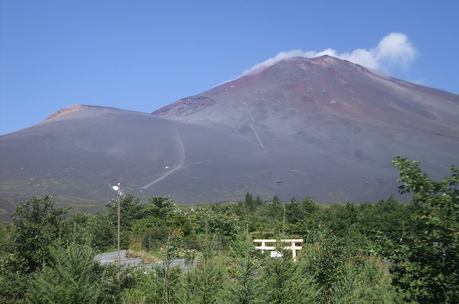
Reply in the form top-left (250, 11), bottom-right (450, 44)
top-left (155, 56), bottom-right (458, 137)
top-left (1, 55), bottom-right (458, 217)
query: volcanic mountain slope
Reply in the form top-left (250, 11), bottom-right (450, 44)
top-left (1, 56), bottom-right (458, 216)
top-left (155, 56), bottom-right (458, 138)
top-left (0, 106), bottom-right (264, 209)
top-left (153, 56), bottom-right (459, 196)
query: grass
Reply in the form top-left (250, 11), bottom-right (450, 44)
top-left (126, 249), bottom-right (163, 264)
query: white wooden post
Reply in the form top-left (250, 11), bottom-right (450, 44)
top-left (291, 241), bottom-right (297, 262)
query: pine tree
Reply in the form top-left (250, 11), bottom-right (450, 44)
top-left (263, 251), bottom-right (319, 304)
top-left (26, 242), bottom-right (112, 303)
top-left (182, 231), bottom-right (227, 303)
top-left (226, 232), bottom-right (267, 304)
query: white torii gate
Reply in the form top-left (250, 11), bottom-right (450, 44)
top-left (253, 239), bottom-right (303, 262)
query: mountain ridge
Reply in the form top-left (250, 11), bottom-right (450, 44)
top-left (1, 55), bottom-right (458, 219)
top-left (153, 56), bottom-right (459, 139)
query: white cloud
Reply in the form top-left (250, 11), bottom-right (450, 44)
top-left (375, 33), bottom-right (417, 67)
top-left (241, 33), bottom-right (417, 77)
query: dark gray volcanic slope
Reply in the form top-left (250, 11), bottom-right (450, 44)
top-left (1, 56), bottom-right (459, 216)
top-left (0, 106), bottom-right (267, 208)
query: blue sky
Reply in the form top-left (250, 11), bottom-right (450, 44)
top-left (1, 0), bottom-right (458, 135)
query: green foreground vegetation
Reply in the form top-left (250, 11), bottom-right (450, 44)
top-left (0, 157), bottom-right (458, 303)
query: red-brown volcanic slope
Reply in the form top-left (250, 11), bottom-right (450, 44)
top-left (155, 56), bottom-right (459, 139)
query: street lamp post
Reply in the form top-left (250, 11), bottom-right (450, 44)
top-left (112, 183), bottom-right (121, 276)
top-left (117, 182), bottom-right (121, 269)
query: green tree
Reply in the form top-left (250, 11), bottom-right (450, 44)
top-left (285, 197), bottom-right (301, 226)
top-left (244, 192), bottom-right (254, 210)
top-left (387, 157), bottom-right (459, 303)
top-left (226, 232), bottom-right (268, 304)
top-left (0, 221), bottom-right (14, 261)
top-left (26, 242), bottom-right (112, 303)
top-left (265, 196), bottom-right (284, 229)
top-left (254, 195), bottom-right (264, 207)
top-left (304, 227), bottom-right (346, 301)
top-left (286, 196), bottom-right (322, 234)
top-left (10, 195), bottom-right (70, 273)
top-left (1, 196), bottom-right (97, 302)
top-left (87, 212), bottom-right (115, 251)
top-left (182, 231), bottom-right (227, 303)
top-left (357, 196), bottom-right (413, 241)
top-left (328, 203), bottom-right (359, 237)
top-left (189, 208), bottom-right (241, 239)
top-left (130, 217), bottom-right (170, 240)
top-left (106, 193), bottom-right (145, 232)
top-left (146, 196), bottom-right (176, 219)
top-left (331, 255), bottom-right (403, 303)
top-left (263, 251), bottom-right (319, 303)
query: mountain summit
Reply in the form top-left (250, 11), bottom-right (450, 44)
top-left (1, 56), bottom-right (458, 215)
top-left (155, 56), bottom-right (458, 137)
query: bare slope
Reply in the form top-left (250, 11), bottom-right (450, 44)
top-left (0, 106), bottom-right (267, 206)
top-left (153, 55), bottom-right (459, 201)
top-left (1, 56), bottom-right (458, 215)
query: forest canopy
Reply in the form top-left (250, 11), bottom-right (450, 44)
top-left (0, 157), bottom-right (457, 303)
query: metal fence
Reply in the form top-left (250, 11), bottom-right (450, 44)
top-left (95, 235), bottom-right (232, 255)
